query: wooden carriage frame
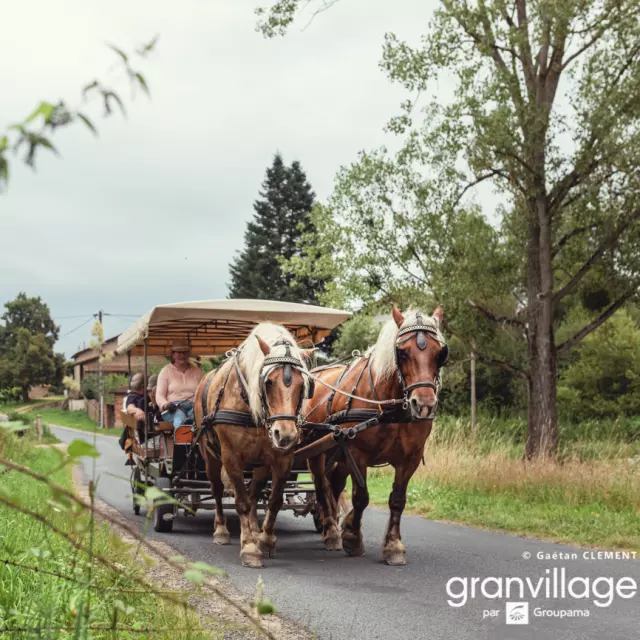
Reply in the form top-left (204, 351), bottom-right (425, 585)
top-left (116, 299), bottom-right (351, 533)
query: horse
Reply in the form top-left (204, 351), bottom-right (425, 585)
top-left (194, 323), bottom-right (313, 568)
top-left (304, 306), bottom-right (448, 565)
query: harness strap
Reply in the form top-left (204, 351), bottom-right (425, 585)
top-left (345, 358), bottom-right (368, 413)
top-left (234, 358), bottom-right (250, 405)
top-left (325, 359), bottom-right (355, 416)
top-left (206, 409), bottom-right (258, 428)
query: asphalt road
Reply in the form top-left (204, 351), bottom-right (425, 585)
top-left (52, 426), bottom-right (640, 640)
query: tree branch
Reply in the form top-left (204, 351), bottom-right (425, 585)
top-left (453, 169), bottom-right (508, 208)
top-left (468, 299), bottom-right (525, 328)
top-left (444, 322), bottom-right (530, 380)
top-left (551, 223), bottom-right (601, 259)
top-left (556, 289), bottom-right (637, 355)
top-left (553, 209), bottom-right (640, 303)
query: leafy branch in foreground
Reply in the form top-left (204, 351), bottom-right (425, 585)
top-left (0, 35), bottom-right (159, 192)
top-left (0, 433), bottom-right (278, 639)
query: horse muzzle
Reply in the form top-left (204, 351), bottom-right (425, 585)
top-left (409, 394), bottom-right (438, 420)
top-left (267, 417), bottom-right (299, 451)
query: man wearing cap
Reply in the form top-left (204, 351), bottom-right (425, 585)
top-left (156, 340), bottom-right (203, 428)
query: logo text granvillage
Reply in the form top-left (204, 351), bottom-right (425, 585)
top-left (446, 569), bottom-right (637, 608)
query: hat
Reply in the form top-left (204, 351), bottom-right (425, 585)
top-left (171, 339), bottom-right (190, 352)
top-left (147, 374), bottom-right (158, 390)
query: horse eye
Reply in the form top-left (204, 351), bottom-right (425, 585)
top-left (397, 349), bottom-right (409, 361)
top-left (265, 379), bottom-right (274, 388)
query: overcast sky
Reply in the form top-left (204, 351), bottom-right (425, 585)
top-left (1, 0), bottom-right (439, 358)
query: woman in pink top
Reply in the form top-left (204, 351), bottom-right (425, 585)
top-left (156, 340), bottom-right (204, 427)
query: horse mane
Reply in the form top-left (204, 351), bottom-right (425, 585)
top-left (369, 309), bottom-right (444, 382)
top-left (238, 323), bottom-right (309, 422)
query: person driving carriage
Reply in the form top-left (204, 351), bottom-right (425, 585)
top-left (156, 339), bottom-right (203, 428)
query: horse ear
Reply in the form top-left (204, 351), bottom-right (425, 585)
top-left (432, 305), bottom-right (444, 325)
top-left (392, 306), bottom-right (405, 328)
top-left (256, 335), bottom-right (271, 356)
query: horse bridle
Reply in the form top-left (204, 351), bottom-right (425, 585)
top-left (394, 312), bottom-right (449, 412)
top-left (259, 340), bottom-right (314, 434)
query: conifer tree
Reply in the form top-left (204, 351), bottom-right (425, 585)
top-left (228, 153), bottom-right (320, 302)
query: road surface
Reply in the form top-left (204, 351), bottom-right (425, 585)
top-left (52, 426), bottom-right (639, 640)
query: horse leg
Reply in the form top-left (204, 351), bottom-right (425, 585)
top-left (308, 454), bottom-right (342, 550)
top-left (382, 455), bottom-right (422, 566)
top-left (202, 449), bottom-right (230, 545)
top-left (257, 469), bottom-right (286, 559)
top-left (226, 463), bottom-right (262, 568)
top-left (211, 459), bottom-right (231, 545)
top-left (249, 466), bottom-right (270, 538)
top-left (341, 459), bottom-right (368, 557)
top-left (330, 460), bottom-right (350, 521)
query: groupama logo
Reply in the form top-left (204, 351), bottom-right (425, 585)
top-left (506, 602), bottom-right (529, 625)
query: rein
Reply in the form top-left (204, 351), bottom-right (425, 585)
top-left (304, 315), bottom-right (448, 421)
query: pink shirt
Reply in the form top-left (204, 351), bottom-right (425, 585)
top-left (156, 363), bottom-right (204, 409)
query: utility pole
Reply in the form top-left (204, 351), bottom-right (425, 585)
top-left (98, 309), bottom-right (104, 429)
top-left (470, 341), bottom-right (477, 440)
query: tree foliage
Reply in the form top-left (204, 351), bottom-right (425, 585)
top-left (261, 0), bottom-right (640, 457)
top-left (228, 153), bottom-right (324, 302)
top-left (0, 36), bottom-right (158, 193)
top-left (558, 309), bottom-right (640, 420)
top-left (0, 293), bottom-right (62, 402)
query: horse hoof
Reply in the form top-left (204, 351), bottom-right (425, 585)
top-left (257, 533), bottom-right (277, 559)
top-left (213, 531), bottom-right (230, 545)
top-left (324, 534), bottom-right (343, 551)
top-left (241, 543), bottom-right (263, 568)
top-left (383, 540), bottom-right (406, 565)
top-left (342, 531), bottom-right (365, 557)
top-left (383, 551), bottom-right (407, 566)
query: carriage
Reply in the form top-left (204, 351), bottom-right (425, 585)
top-left (115, 299), bottom-right (350, 533)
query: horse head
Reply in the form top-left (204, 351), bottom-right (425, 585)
top-left (391, 305), bottom-right (448, 420)
top-left (255, 333), bottom-right (310, 451)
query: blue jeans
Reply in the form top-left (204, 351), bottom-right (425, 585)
top-left (161, 401), bottom-right (194, 428)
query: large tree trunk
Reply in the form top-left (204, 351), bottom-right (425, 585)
top-left (21, 383), bottom-right (30, 404)
top-left (525, 196), bottom-right (558, 459)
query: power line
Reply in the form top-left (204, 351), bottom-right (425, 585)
top-left (58, 316), bottom-right (94, 339)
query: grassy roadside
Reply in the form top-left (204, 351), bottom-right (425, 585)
top-left (22, 408), bottom-right (122, 437)
top-left (0, 430), bottom-right (215, 638)
top-left (362, 419), bottom-right (640, 552)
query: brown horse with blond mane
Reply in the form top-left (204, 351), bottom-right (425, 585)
top-left (194, 323), bottom-right (312, 568)
top-left (305, 306), bottom-right (448, 565)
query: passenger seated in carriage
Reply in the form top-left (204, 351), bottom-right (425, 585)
top-left (156, 339), bottom-right (203, 428)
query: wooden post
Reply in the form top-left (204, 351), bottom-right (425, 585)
top-left (98, 310), bottom-right (104, 429)
top-left (470, 342), bottom-right (477, 440)
top-left (35, 414), bottom-right (43, 441)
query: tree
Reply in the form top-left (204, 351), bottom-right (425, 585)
top-left (228, 153), bottom-right (322, 302)
top-left (0, 38), bottom-right (158, 193)
top-left (0, 329), bottom-right (56, 402)
top-left (0, 293), bottom-right (62, 401)
top-left (2, 293), bottom-right (59, 347)
top-left (258, 0), bottom-right (640, 458)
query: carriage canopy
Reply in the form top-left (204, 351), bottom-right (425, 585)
top-left (115, 299), bottom-right (351, 356)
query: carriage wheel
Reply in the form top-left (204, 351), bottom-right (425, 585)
top-left (131, 467), bottom-right (143, 516)
top-left (153, 477), bottom-right (175, 533)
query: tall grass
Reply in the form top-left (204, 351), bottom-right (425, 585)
top-left (366, 415), bottom-right (640, 550)
top-left (0, 431), bottom-right (214, 639)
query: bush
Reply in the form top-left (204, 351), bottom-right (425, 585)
top-left (0, 387), bottom-right (22, 405)
top-left (80, 373), bottom-right (128, 403)
top-left (6, 411), bottom-right (31, 425)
